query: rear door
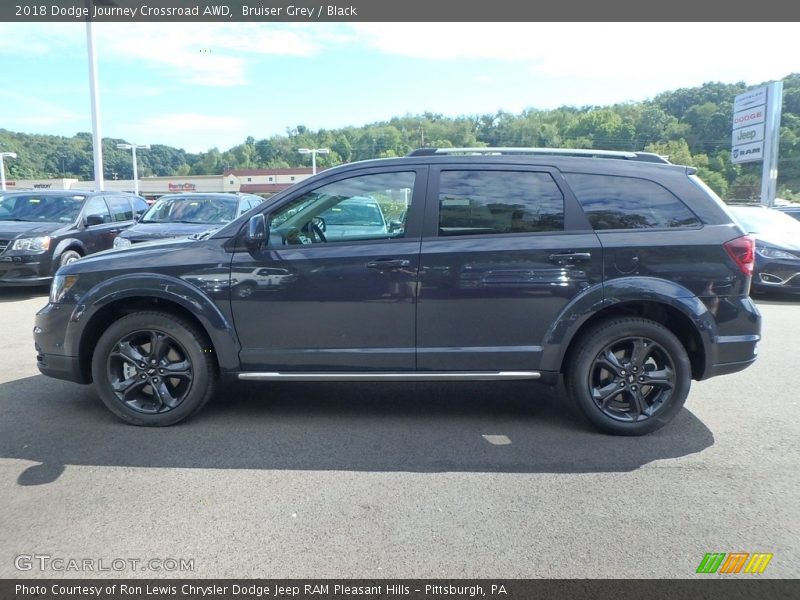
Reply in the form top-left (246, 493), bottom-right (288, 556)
top-left (104, 195), bottom-right (136, 249)
top-left (416, 165), bottom-right (603, 371)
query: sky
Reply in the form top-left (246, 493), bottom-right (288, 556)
top-left (0, 22), bottom-right (797, 153)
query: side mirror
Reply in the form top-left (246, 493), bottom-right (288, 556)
top-left (83, 214), bottom-right (105, 227)
top-left (245, 214), bottom-right (267, 249)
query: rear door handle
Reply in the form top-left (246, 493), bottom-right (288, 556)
top-left (549, 252), bottom-right (592, 264)
top-left (367, 259), bottom-right (411, 270)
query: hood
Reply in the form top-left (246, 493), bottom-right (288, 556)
top-left (119, 222), bottom-right (215, 242)
top-left (753, 231), bottom-right (800, 251)
top-left (0, 220), bottom-right (70, 238)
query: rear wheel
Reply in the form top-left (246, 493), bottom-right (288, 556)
top-left (91, 311), bottom-right (217, 426)
top-left (566, 317), bottom-right (691, 435)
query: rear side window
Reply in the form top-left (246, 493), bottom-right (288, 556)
top-left (564, 173), bottom-right (700, 230)
top-left (105, 196), bottom-right (134, 222)
top-left (438, 170), bottom-right (564, 236)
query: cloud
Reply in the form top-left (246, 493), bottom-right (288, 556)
top-left (349, 22), bottom-right (798, 91)
top-left (0, 90), bottom-right (84, 129)
top-left (125, 113), bottom-right (249, 152)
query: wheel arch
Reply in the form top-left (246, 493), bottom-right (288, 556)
top-left (70, 278), bottom-right (240, 382)
top-left (540, 278), bottom-right (716, 381)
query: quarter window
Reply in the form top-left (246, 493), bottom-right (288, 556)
top-left (437, 170), bottom-right (564, 236)
top-left (564, 173), bottom-right (701, 230)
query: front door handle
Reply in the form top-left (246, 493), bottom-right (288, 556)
top-left (367, 259), bottom-right (411, 270)
top-left (549, 252), bottom-right (592, 264)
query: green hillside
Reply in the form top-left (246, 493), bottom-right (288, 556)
top-left (2, 73), bottom-right (799, 200)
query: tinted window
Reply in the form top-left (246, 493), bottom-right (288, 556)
top-left (131, 197), bottom-right (149, 218)
top-left (0, 193), bottom-right (85, 223)
top-left (105, 196), bottom-right (134, 222)
top-left (565, 173), bottom-right (700, 230)
top-left (83, 196), bottom-right (112, 224)
top-left (438, 170), bottom-right (564, 236)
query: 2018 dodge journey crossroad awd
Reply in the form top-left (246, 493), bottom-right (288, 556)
top-left (33, 148), bottom-right (761, 434)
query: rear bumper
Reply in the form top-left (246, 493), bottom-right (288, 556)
top-left (699, 295), bottom-right (761, 380)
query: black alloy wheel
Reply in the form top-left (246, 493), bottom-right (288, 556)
top-left (107, 329), bottom-right (194, 414)
top-left (588, 336), bottom-right (676, 423)
top-left (566, 317), bottom-right (691, 435)
top-left (92, 311), bottom-right (217, 426)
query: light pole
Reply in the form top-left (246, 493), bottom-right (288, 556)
top-left (0, 152), bottom-right (17, 191)
top-left (117, 143), bottom-right (150, 195)
top-left (298, 148), bottom-right (329, 175)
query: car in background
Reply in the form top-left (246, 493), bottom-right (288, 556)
top-left (113, 193), bottom-right (264, 248)
top-left (0, 189), bottom-right (147, 286)
top-left (318, 195), bottom-right (389, 241)
top-left (777, 204), bottom-right (800, 222)
top-left (729, 204), bottom-right (800, 293)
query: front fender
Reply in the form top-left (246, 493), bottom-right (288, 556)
top-left (51, 238), bottom-right (88, 272)
top-left (539, 276), bottom-right (716, 374)
top-left (65, 273), bottom-right (240, 372)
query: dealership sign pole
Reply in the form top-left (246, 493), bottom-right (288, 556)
top-left (731, 81), bottom-right (783, 207)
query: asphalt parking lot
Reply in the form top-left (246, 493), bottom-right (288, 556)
top-left (0, 287), bottom-right (798, 578)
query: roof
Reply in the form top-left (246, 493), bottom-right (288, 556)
top-left (224, 168), bottom-right (314, 177)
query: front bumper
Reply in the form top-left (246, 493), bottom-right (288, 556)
top-left (33, 302), bottom-right (89, 384)
top-left (0, 254), bottom-right (50, 285)
top-left (753, 258), bottom-right (800, 292)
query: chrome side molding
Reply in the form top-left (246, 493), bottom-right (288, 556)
top-left (238, 371), bottom-right (541, 382)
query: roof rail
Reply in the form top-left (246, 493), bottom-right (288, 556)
top-left (407, 147), bottom-right (670, 164)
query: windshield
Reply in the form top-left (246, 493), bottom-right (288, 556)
top-left (729, 206), bottom-right (800, 235)
top-left (320, 199), bottom-right (384, 226)
top-left (0, 194), bottom-right (85, 223)
top-left (142, 195), bottom-right (238, 224)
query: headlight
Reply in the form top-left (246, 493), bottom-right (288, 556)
top-left (113, 236), bottom-right (132, 249)
top-left (756, 246), bottom-right (799, 260)
top-left (49, 274), bottom-right (80, 304)
top-left (11, 236), bottom-right (50, 251)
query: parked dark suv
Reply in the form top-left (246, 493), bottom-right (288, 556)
top-left (0, 189), bottom-right (147, 285)
top-left (33, 148), bottom-right (761, 434)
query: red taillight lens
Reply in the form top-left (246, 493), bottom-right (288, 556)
top-left (724, 235), bottom-right (755, 277)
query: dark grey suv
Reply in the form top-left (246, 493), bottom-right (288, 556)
top-left (33, 148), bottom-right (761, 434)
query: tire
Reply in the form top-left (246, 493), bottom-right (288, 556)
top-left (235, 282), bottom-right (256, 298)
top-left (565, 317), bottom-right (691, 436)
top-left (58, 249), bottom-right (82, 268)
top-left (91, 311), bottom-right (217, 426)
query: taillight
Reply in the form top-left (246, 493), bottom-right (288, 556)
top-left (724, 235), bottom-right (755, 277)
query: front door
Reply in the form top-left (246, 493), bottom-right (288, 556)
top-left (231, 167), bottom-right (426, 372)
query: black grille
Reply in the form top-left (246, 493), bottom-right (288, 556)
top-left (0, 240), bottom-right (9, 253)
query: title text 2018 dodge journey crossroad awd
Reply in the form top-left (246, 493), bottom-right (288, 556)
top-left (33, 148), bottom-right (761, 435)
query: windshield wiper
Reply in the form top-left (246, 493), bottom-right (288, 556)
top-left (0, 218), bottom-right (32, 221)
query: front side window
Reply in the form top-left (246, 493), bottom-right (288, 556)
top-left (565, 173), bottom-right (701, 230)
top-left (268, 171), bottom-right (415, 244)
top-left (437, 170), bottom-right (564, 236)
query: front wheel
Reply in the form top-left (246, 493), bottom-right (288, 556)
top-left (565, 317), bottom-right (691, 435)
top-left (91, 311), bottom-right (217, 426)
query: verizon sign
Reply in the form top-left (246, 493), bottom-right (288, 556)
top-left (731, 86), bottom-right (767, 164)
